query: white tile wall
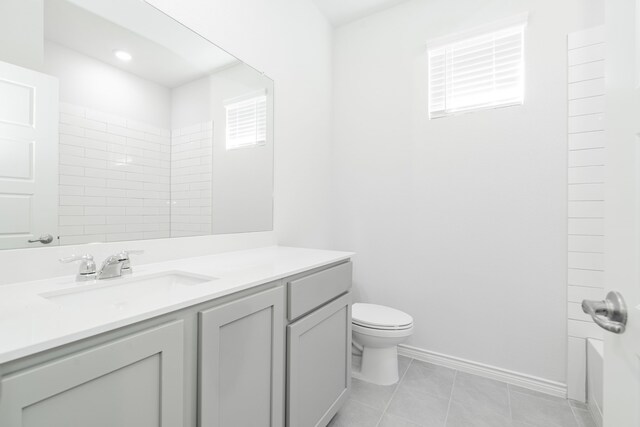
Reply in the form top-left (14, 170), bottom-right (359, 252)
top-left (566, 25), bottom-right (606, 401)
top-left (58, 103), bottom-right (171, 244)
top-left (170, 122), bottom-right (213, 237)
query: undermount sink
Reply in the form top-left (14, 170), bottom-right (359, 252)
top-left (39, 271), bottom-right (217, 310)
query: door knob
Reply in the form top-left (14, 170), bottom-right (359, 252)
top-left (582, 291), bottom-right (628, 334)
top-left (28, 234), bottom-right (54, 244)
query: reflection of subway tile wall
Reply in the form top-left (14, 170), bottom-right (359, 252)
top-left (170, 123), bottom-right (213, 237)
top-left (58, 103), bottom-right (171, 245)
top-left (566, 26), bottom-right (606, 404)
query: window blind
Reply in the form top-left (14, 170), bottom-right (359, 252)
top-left (428, 23), bottom-right (525, 118)
top-left (225, 94), bottom-right (267, 150)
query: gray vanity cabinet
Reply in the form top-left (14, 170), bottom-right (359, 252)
top-left (198, 285), bottom-right (285, 427)
top-left (286, 261), bottom-right (353, 427)
top-left (287, 292), bottom-right (352, 427)
top-left (0, 320), bottom-right (184, 427)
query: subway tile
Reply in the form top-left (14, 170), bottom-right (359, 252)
top-left (58, 225), bottom-right (84, 236)
top-left (568, 235), bottom-right (604, 253)
top-left (569, 78), bottom-right (605, 100)
top-left (82, 196), bottom-right (107, 206)
top-left (568, 43), bottom-right (605, 66)
top-left (107, 215), bottom-right (144, 224)
top-left (568, 96), bottom-right (604, 117)
top-left (568, 166), bottom-right (604, 184)
top-left (85, 206), bottom-right (125, 216)
top-left (568, 26), bottom-right (604, 50)
top-left (60, 113), bottom-right (107, 132)
top-left (108, 124), bottom-right (146, 140)
top-left (59, 134), bottom-right (86, 148)
top-left (84, 224), bottom-right (107, 234)
top-left (107, 197), bottom-right (143, 207)
top-left (568, 183), bottom-right (604, 201)
top-left (568, 201), bottom-right (604, 218)
top-left (568, 148), bottom-right (605, 167)
top-left (568, 285), bottom-right (604, 304)
top-left (84, 168), bottom-right (108, 179)
top-left (59, 164), bottom-right (84, 176)
top-left (568, 269), bottom-right (604, 288)
top-left (569, 114), bottom-right (604, 133)
top-left (59, 123), bottom-right (85, 137)
top-left (568, 61), bottom-right (605, 83)
top-left (143, 231), bottom-right (170, 239)
top-left (568, 218), bottom-right (604, 235)
top-left (59, 144), bottom-right (84, 156)
top-left (85, 129), bottom-right (126, 145)
top-left (568, 319), bottom-right (604, 340)
top-left (82, 137), bottom-right (108, 151)
top-left (85, 148), bottom-right (110, 160)
top-left (568, 132), bottom-right (605, 151)
top-left (568, 252), bottom-right (604, 270)
top-left (106, 232), bottom-right (144, 242)
top-left (59, 185), bottom-right (84, 196)
top-left (59, 215), bottom-right (84, 226)
top-left (59, 206), bottom-right (84, 216)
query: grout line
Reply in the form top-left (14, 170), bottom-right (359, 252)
top-left (374, 357), bottom-right (413, 427)
top-left (506, 383), bottom-right (514, 420)
top-left (442, 370), bottom-right (458, 426)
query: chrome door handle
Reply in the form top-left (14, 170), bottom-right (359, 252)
top-left (582, 291), bottom-right (628, 334)
top-left (28, 234), bottom-right (54, 244)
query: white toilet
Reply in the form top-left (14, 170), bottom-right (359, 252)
top-left (351, 303), bottom-right (413, 385)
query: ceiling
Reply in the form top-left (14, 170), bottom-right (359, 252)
top-left (44, 0), bottom-right (238, 88)
top-left (312, 0), bottom-right (409, 26)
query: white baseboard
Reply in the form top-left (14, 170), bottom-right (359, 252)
top-left (397, 344), bottom-right (567, 399)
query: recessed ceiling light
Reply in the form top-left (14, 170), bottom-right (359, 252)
top-left (113, 50), bottom-right (132, 62)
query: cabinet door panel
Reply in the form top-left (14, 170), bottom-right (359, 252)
top-left (199, 286), bottom-right (284, 427)
top-left (288, 292), bottom-right (351, 427)
top-left (0, 321), bottom-right (184, 427)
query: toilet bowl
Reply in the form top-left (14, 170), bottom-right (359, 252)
top-left (352, 303), bottom-right (413, 385)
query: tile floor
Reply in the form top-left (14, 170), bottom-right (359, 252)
top-left (329, 355), bottom-right (597, 427)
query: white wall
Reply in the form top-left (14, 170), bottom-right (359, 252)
top-left (332, 0), bottom-right (603, 384)
top-left (0, 0), bottom-right (43, 71)
top-left (44, 41), bottom-right (171, 128)
top-left (147, 0), bottom-right (334, 248)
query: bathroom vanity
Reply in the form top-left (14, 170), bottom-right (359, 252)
top-left (0, 246), bottom-right (353, 426)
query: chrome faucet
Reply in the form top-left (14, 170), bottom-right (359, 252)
top-left (97, 250), bottom-right (144, 280)
top-left (60, 250), bottom-right (144, 282)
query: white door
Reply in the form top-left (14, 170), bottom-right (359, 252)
top-left (0, 60), bottom-right (58, 249)
top-left (601, 1), bottom-right (640, 426)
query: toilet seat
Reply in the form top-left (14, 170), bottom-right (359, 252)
top-left (352, 303), bottom-right (413, 331)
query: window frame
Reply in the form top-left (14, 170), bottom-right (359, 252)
top-left (427, 14), bottom-right (528, 119)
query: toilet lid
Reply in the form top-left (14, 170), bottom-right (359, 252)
top-left (352, 303), bottom-right (413, 330)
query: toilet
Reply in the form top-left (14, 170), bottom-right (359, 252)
top-left (351, 303), bottom-right (413, 385)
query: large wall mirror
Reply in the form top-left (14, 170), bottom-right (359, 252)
top-left (0, 0), bottom-right (274, 250)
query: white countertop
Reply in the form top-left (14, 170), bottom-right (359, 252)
top-left (0, 246), bottom-right (353, 364)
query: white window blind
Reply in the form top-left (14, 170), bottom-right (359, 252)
top-left (225, 93), bottom-right (267, 150)
top-left (428, 20), bottom-right (526, 119)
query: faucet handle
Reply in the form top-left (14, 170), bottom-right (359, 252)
top-left (119, 250), bottom-right (144, 274)
top-left (59, 254), bottom-right (96, 281)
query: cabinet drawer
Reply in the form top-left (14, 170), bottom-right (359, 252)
top-left (287, 261), bottom-right (352, 321)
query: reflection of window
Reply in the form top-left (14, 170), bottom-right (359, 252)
top-left (428, 17), bottom-right (526, 119)
top-left (225, 92), bottom-right (267, 150)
